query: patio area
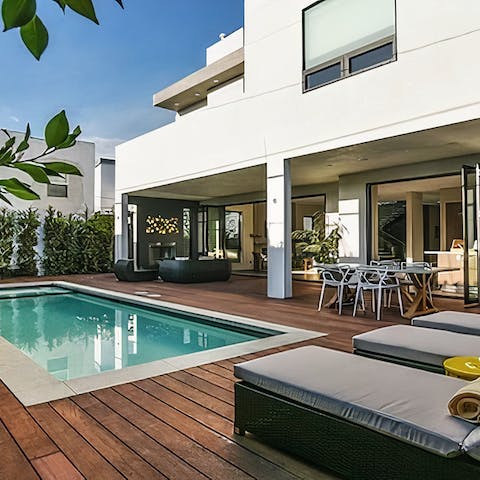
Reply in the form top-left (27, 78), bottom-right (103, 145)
top-left (0, 274), bottom-right (478, 479)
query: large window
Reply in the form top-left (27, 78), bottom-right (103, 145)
top-left (303, 0), bottom-right (396, 91)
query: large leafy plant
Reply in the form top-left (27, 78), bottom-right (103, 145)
top-left (0, 112), bottom-right (82, 204)
top-left (292, 212), bottom-right (343, 264)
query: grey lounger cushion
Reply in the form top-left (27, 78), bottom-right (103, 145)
top-left (412, 311), bottom-right (480, 336)
top-left (353, 325), bottom-right (480, 368)
top-left (234, 346), bottom-right (480, 459)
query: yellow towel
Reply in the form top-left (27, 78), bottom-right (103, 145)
top-left (448, 378), bottom-right (480, 423)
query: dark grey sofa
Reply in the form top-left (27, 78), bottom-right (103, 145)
top-left (352, 325), bottom-right (480, 373)
top-left (412, 311), bottom-right (480, 336)
top-left (234, 346), bottom-right (480, 480)
top-left (158, 259), bottom-right (231, 283)
top-left (113, 259), bottom-right (158, 282)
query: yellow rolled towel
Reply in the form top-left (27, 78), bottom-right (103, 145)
top-left (448, 378), bottom-right (480, 423)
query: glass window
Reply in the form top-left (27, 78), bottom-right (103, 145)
top-left (47, 184), bottom-right (68, 197)
top-left (306, 62), bottom-right (341, 89)
top-left (304, 0), bottom-right (396, 90)
top-left (349, 42), bottom-right (394, 73)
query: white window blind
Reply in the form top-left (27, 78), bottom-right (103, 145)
top-left (304, 0), bottom-right (395, 70)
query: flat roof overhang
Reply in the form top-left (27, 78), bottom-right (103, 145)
top-left (153, 48), bottom-right (244, 112)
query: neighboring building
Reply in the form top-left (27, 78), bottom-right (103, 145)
top-left (115, 0), bottom-right (480, 300)
top-left (0, 130), bottom-right (95, 214)
top-left (95, 158), bottom-right (115, 213)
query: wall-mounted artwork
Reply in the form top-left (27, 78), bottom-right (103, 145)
top-left (145, 216), bottom-right (180, 234)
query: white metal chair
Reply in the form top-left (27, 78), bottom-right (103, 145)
top-left (353, 267), bottom-right (404, 320)
top-left (318, 266), bottom-right (357, 315)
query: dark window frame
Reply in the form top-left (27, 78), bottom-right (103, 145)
top-left (47, 183), bottom-right (68, 198)
top-left (302, 0), bottom-right (398, 92)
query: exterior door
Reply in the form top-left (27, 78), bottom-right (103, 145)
top-left (462, 165), bottom-right (480, 305)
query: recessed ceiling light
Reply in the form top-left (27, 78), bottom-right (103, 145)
top-left (358, 157), bottom-right (369, 161)
top-left (195, 92), bottom-right (201, 96)
top-left (213, 79), bottom-right (219, 84)
top-left (174, 102), bottom-right (180, 107)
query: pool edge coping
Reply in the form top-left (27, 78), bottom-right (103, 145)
top-left (0, 280), bottom-right (326, 406)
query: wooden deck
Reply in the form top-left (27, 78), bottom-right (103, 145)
top-left (0, 274), bottom-right (477, 479)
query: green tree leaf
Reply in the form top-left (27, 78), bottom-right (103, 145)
top-left (20, 15), bottom-right (48, 60)
top-left (0, 178), bottom-right (40, 200)
top-left (2, 0), bottom-right (36, 31)
top-left (41, 161), bottom-right (82, 176)
top-left (11, 163), bottom-right (51, 184)
top-left (65, 0), bottom-right (99, 24)
top-left (52, 0), bottom-right (66, 11)
top-left (0, 193), bottom-right (12, 206)
top-left (44, 110), bottom-right (69, 148)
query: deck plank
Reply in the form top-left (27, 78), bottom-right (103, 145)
top-left (72, 393), bottom-right (205, 480)
top-left (0, 383), bottom-right (58, 460)
top-left (153, 374), bottom-right (234, 419)
top-left (93, 387), bottom-right (251, 480)
top-left (50, 398), bottom-right (164, 479)
top-left (28, 403), bottom-right (124, 480)
top-left (0, 420), bottom-right (39, 480)
top-left (117, 382), bottom-right (301, 480)
top-left (31, 452), bottom-right (84, 480)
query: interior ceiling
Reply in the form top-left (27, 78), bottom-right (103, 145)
top-left (130, 119), bottom-right (480, 202)
top-left (377, 175), bottom-right (461, 202)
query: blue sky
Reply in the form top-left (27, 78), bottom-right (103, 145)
top-left (0, 1), bottom-right (244, 158)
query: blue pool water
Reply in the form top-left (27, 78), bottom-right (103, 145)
top-left (0, 287), bottom-right (271, 381)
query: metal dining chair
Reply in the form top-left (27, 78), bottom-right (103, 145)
top-left (318, 265), bottom-right (358, 315)
top-left (353, 266), bottom-right (404, 320)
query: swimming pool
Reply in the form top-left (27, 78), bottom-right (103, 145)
top-left (0, 286), bottom-right (270, 381)
top-left (0, 281), bottom-right (323, 406)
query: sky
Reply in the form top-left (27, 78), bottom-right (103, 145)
top-left (0, 1), bottom-right (244, 159)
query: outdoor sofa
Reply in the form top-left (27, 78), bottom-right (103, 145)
top-left (352, 325), bottom-right (480, 373)
top-left (113, 259), bottom-right (158, 282)
top-left (158, 258), bottom-right (231, 283)
top-left (234, 346), bottom-right (480, 479)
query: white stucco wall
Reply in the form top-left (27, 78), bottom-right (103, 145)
top-left (116, 0), bottom-right (480, 195)
top-left (0, 131), bottom-right (95, 214)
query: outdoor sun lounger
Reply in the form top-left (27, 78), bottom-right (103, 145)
top-left (352, 325), bottom-right (480, 373)
top-left (412, 311), bottom-right (480, 336)
top-left (234, 346), bottom-right (480, 480)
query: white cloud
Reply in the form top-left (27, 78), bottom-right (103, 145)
top-left (9, 115), bottom-right (19, 123)
top-left (82, 136), bottom-right (125, 161)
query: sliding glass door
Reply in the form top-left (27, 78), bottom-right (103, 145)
top-left (462, 165), bottom-right (480, 305)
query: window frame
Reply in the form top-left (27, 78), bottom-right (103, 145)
top-left (302, 0), bottom-right (397, 93)
top-left (47, 174), bottom-right (69, 198)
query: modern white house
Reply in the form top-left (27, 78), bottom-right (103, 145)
top-left (0, 131), bottom-right (95, 215)
top-left (115, 0), bottom-right (480, 301)
top-left (94, 157), bottom-right (116, 214)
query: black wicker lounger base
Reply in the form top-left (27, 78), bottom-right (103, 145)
top-left (234, 382), bottom-right (480, 480)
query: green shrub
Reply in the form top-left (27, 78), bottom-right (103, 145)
top-left (43, 207), bottom-right (114, 276)
top-left (0, 209), bottom-right (17, 278)
top-left (16, 208), bottom-right (40, 276)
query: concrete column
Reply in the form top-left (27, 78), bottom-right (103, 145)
top-left (114, 193), bottom-right (129, 261)
top-left (371, 185), bottom-right (379, 260)
top-left (267, 158), bottom-right (292, 299)
top-left (406, 191), bottom-right (424, 262)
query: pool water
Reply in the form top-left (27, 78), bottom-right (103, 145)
top-left (0, 287), bottom-right (267, 381)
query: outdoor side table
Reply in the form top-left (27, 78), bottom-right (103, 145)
top-left (444, 356), bottom-right (480, 381)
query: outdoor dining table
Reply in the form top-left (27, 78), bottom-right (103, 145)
top-left (319, 264), bottom-right (460, 320)
top-left (386, 265), bottom-right (460, 320)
